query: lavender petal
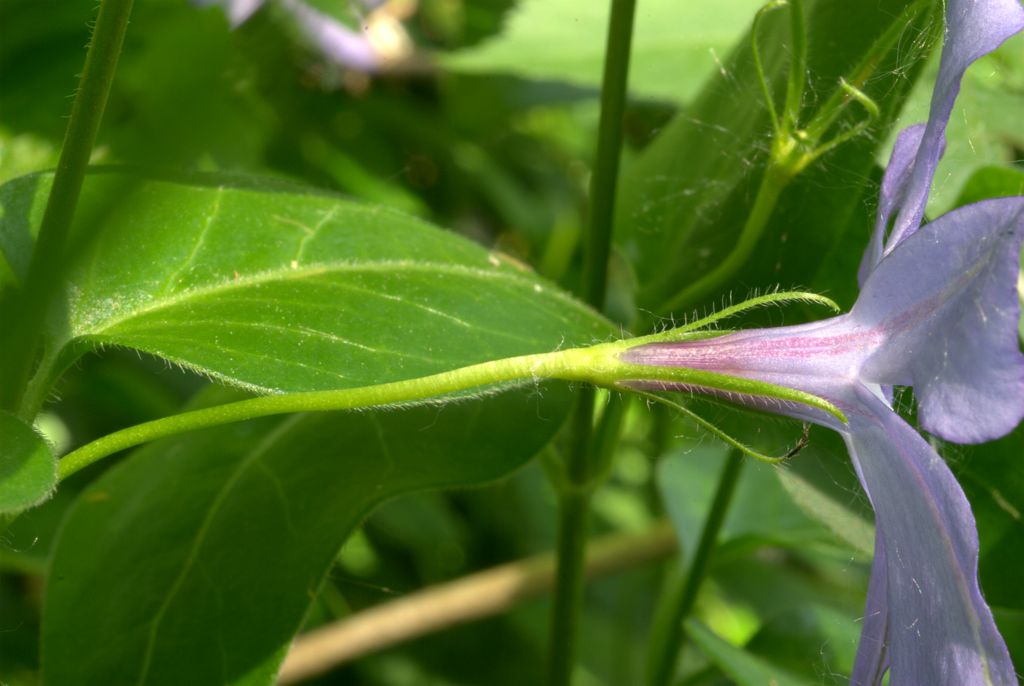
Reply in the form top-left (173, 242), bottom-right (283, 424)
top-left (858, 125), bottom-right (929, 285)
top-left (844, 385), bottom-right (1016, 685)
top-left (282, 0), bottom-right (380, 71)
top-left (853, 197), bottom-right (1024, 443)
top-left (885, 0), bottom-right (1024, 251)
top-left (851, 533), bottom-right (890, 686)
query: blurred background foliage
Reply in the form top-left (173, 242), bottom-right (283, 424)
top-left (1, 0), bottom-right (1022, 684)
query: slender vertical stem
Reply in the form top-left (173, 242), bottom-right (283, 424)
top-left (646, 450), bottom-right (745, 686)
top-left (751, 1), bottom-right (785, 136)
top-left (802, 0), bottom-right (933, 143)
top-left (548, 1), bottom-right (636, 684)
top-left (0, 0), bottom-right (135, 416)
top-left (547, 453), bottom-right (594, 686)
top-left (782, 0), bottom-right (807, 132)
top-left (548, 393), bottom-right (628, 686)
top-left (580, 0), bottom-right (636, 311)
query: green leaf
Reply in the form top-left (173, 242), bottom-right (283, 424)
top-left (0, 411), bottom-right (56, 515)
top-left (43, 383), bottom-right (571, 685)
top-left (441, 0), bottom-right (765, 103)
top-left (952, 165), bottom-right (1024, 208)
top-left (685, 619), bottom-right (815, 686)
top-left (657, 441), bottom-right (857, 561)
top-left (614, 0), bottom-right (934, 315)
top-left (0, 171), bottom-right (610, 396)
top-left (774, 464), bottom-right (874, 556)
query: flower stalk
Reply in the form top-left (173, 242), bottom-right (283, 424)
top-left (57, 313), bottom-right (840, 479)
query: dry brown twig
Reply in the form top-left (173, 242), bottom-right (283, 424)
top-left (278, 520), bottom-right (678, 683)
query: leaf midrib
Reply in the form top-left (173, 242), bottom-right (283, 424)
top-left (74, 259), bottom-right (595, 339)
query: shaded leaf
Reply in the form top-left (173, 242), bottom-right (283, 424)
top-left (657, 421), bottom-right (870, 562)
top-left (43, 383), bottom-right (571, 685)
top-left (685, 619), bottom-right (814, 686)
top-left (614, 0), bottom-right (934, 316)
top-left (0, 411), bottom-right (56, 515)
top-left (953, 165), bottom-right (1024, 208)
top-left (774, 464), bottom-right (874, 556)
top-left (740, 603), bottom-right (863, 680)
top-left (658, 444), bottom-right (838, 560)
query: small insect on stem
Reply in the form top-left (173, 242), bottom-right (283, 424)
top-left (784, 422), bottom-right (812, 459)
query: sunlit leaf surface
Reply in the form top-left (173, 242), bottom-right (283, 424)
top-left (443, 0), bottom-right (764, 103)
top-left (0, 172), bottom-right (611, 392)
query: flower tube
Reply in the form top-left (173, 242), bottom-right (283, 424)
top-left (625, 0), bottom-right (1024, 682)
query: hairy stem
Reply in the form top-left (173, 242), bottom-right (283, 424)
top-left (58, 349), bottom-right (568, 480)
top-left (56, 338), bottom-right (845, 481)
top-left (0, 0), bottom-right (135, 416)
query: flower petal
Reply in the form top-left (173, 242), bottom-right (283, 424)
top-left (844, 385), bottom-right (1016, 686)
top-left (858, 124), bottom-right (934, 285)
top-left (193, 0), bottom-right (266, 28)
top-left (853, 197), bottom-right (1024, 443)
top-left (884, 0), bottom-right (1024, 253)
top-left (620, 316), bottom-right (871, 429)
top-left (281, 0), bottom-right (380, 71)
top-left (851, 533), bottom-right (891, 686)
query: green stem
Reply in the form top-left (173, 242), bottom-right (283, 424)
top-left (59, 349), bottom-right (568, 480)
top-left (751, 0), bottom-right (786, 136)
top-left (548, 1), bottom-right (635, 683)
top-left (646, 449), bottom-right (745, 686)
top-left (547, 393), bottom-right (596, 686)
top-left (782, 0), bottom-right (807, 133)
top-left (581, 0), bottom-right (636, 310)
top-left (0, 0), bottom-right (135, 416)
top-left (546, 393), bottom-right (627, 685)
top-left (57, 340), bottom-right (846, 482)
top-left (802, 0), bottom-right (932, 143)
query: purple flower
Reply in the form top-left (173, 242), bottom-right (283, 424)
top-left (624, 1), bottom-right (1024, 683)
top-left (195, 0), bottom-right (402, 72)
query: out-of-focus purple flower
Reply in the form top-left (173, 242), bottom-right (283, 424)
top-left (194, 0), bottom-right (268, 28)
top-left (624, 1), bottom-right (1024, 683)
top-left (195, 0), bottom-right (412, 72)
top-left (281, 0), bottom-right (380, 71)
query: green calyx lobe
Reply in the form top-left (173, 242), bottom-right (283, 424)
top-left (570, 290), bottom-right (847, 424)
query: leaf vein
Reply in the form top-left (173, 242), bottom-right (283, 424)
top-left (81, 261), bottom-right (581, 337)
top-left (135, 416), bottom-right (304, 684)
top-left (158, 187), bottom-right (225, 296)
